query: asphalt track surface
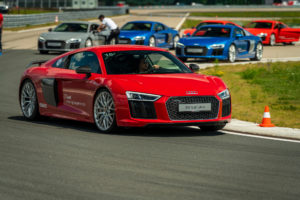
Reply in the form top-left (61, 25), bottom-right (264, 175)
top-left (1, 15), bottom-right (300, 200)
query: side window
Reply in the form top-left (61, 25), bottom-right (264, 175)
top-left (90, 24), bottom-right (99, 32)
top-left (234, 28), bottom-right (245, 37)
top-left (66, 51), bottom-right (101, 74)
top-left (52, 56), bottom-right (67, 68)
top-left (154, 23), bottom-right (164, 31)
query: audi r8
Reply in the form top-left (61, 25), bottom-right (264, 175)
top-left (118, 21), bottom-right (180, 48)
top-left (19, 45), bottom-right (231, 133)
top-left (183, 20), bottom-right (240, 37)
top-left (244, 20), bottom-right (300, 46)
top-left (176, 25), bottom-right (263, 62)
top-left (38, 21), bottom-right (110, 54)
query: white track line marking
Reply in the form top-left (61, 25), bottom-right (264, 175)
top-left (176, 12), bottom-right (189, 30)
top-left (222, 130), bottom-right (300, 143)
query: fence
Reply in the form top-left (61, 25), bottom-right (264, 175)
top-left (3, 7), bottom-right (129, 28)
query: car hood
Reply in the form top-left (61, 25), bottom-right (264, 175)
top-left (119, 31), bottom-right (149, 39)
top-left (180, 37), bottom-right (229, 46)
top-left (110, 73), bottom-right (226, 96)
top-left (40, 32), bottom-right (88, 40)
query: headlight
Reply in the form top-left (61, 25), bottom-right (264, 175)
top-left (126, 91), bottom-right (161, 102)
top-left (134, 36), bottom-right (146, 40)
top-left (176, 42), bottom-right (185, 47)
top-left (257, 33), bottom-right (268, 37)
top-left (218, 89), bottom-right (230, 100)
top-left (66, 38), bottom-right (82, 43)
top-left (210, 44), bottom-right (225, 49)
top-left (39, 36), bottom-right (46, 41)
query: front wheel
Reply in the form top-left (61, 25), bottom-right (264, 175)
top-left (20, 80), bottom-right (39, 120)
top-left (199, 124), bottom-right (226, 132)
top-left (269, 34), bottom-right (276, 46)
top-left (250, 42), bottom-right (263, 61)
top-left (85, 38), bottom-right (93, 47)
top-left (93, 89), bottom-right (117, 133)
top-left (172, 35), bottom-right (180, 49)
top-left (228, 44), bottom-right (236, 63)
top-left (149, 36), bottom-right (156, 47)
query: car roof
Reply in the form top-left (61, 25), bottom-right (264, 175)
top-left (201, 20), bottom-right (235, 23)
top-left (199, 24), bottom-right (236, 29)
top-left (125, 21), bottom-right (160, 24)
top-left (59, 21), bottom-right (93, 25)
top-left (252, 20), bottom-right (279, 23)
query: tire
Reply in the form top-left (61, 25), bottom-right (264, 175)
top-left (172, 35), bottom-right (180, 49)
top-left (228, 44), bottom-right (236, 63)
top-left (178, 57), bottom-right (187, 62)
top-left (149, 36), bottom-right (156, 47)
top-left (39, 50), bottom-right (49, 54)
top-left (93, 89), bottom-right (117, 133)
top-left (199, 124), bottom-right (226, 132)
top-left (283, 42), bottom-right (295, 46)
top-left (85, 38), bottom-right (93, 47)
top-left (20, 80), bottom-right (39, 120)
top-left (250, 42), bottom-right (263, 61)
top-left (269, 34), bottom-right (276, 46)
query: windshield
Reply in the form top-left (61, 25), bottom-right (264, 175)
top-left (121, 23), bottom-right (152, 31)
top-left (193, 27), bottom-right (231, 37)
top-left (196, 22), bottom-right (223, 29)
top-left (244, 22), bottom-right (272, 29)
top-left (103, 51), bottom-right (192, 75)
top-left (54, 23), bottom-right (88, 33)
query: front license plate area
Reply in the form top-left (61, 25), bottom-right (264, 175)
top-left (47, 42), bottom-right (62, 47)
top-left (179, 103), bottom-right (211, 112)
top-left (186, 48), bottom-right (203, 53)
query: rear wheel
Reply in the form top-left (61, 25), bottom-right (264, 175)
top-left (199, 124), bottom-right (226, 132)
top-left (93, 89), bottom-right (117, 133)
top-left (20, 80), bottom-right (39, 120)
top-left (269, 34), bottom-right (276, 46)
top-left (228, 44), bottom-right (236, 63)
top-left (149, 36), bottom-right (156, 47)
top-left (250, 42), bottom-right (263, 61)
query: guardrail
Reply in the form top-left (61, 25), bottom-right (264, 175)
top-left (2, 7), bottom-right (129, 28)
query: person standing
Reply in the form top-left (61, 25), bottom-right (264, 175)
top-left (0, 13), bottom-right (3, 55)
top-left (97, 14), bottom-right (120, 45)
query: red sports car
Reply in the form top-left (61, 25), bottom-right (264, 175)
top-left (19, 45), bottom-right (231, 133)
top-left (183, 20), bottom-right (240, 37)
top-left (244, 20), bottom-right (300, 46)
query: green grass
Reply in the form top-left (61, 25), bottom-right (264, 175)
top-left (190, 11), bottom-right (300, 18)
top-left (199, 62), bottom-right (300, 128)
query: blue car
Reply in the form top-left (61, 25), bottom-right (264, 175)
top-left (176, 25), bottom-right (263, 62)
top-left (118, 21), bottom-right (180, 48)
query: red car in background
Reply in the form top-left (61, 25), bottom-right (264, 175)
top-left (183, 20), bottom-right (240, 37)
top-left (244, 20), bottom-right (300, 46)
top-left (19, 45), bottom-right (231, 133)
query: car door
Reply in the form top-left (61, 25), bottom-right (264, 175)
top-left (153, 23), bottom-right (168, 47)
top-left (276, 22), bottom-right (299, 42)
top-left (42, 51), bottom-right (102, 120)
top-left (233, 28), bottom-right (254, 57)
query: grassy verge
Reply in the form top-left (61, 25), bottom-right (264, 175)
top-left (199, 61), bottom-right (300, 128)
top-left (190, 11), bottom-right (300, 18)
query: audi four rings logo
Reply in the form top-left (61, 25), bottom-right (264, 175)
top-left (186, 91), bottom-right (198, 95)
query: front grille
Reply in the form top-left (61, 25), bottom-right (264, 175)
top-left (166, 96), bottom-right (219, 120)
top-left (135, 40), bottom-right (144, 45)
top-left (45, 40), bottom-right (66, 49)
top-left (212, 49), bottom-right (224, 56)
top-left (129, 101), bottom-right (157, 119)
top-left (118, 38), bottom-right (131, 44)
top-left (222, 98), bottom-right (231, 117)
top-left (184, 46), bottom-right (207, 56)
top-left (70, 43), bottom-right (80, 49)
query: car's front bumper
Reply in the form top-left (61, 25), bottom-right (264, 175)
top-left (116, 95), bottom-right (231, 127)
top-left (176, 45), bottom-right (228, 60)
top-left (38, 40), bottom-right (83, 52)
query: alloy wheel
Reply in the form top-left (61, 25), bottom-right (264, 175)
top-left (21, 81), bottom-right (38, 119)
top-left (228, 45), bottom-right (236, 63)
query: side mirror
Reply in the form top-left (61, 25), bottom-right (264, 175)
top-left (189, 64), bottom-right (200, 72)
top-left (236, 33), bottom-right (243, 38)
top-left (76, 66), bottom-right (92, 77)
top-left (48, 28), bottom-right (52, 32)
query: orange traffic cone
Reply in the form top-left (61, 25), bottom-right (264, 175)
top-left (259, 106), bottom-right (275, 127)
